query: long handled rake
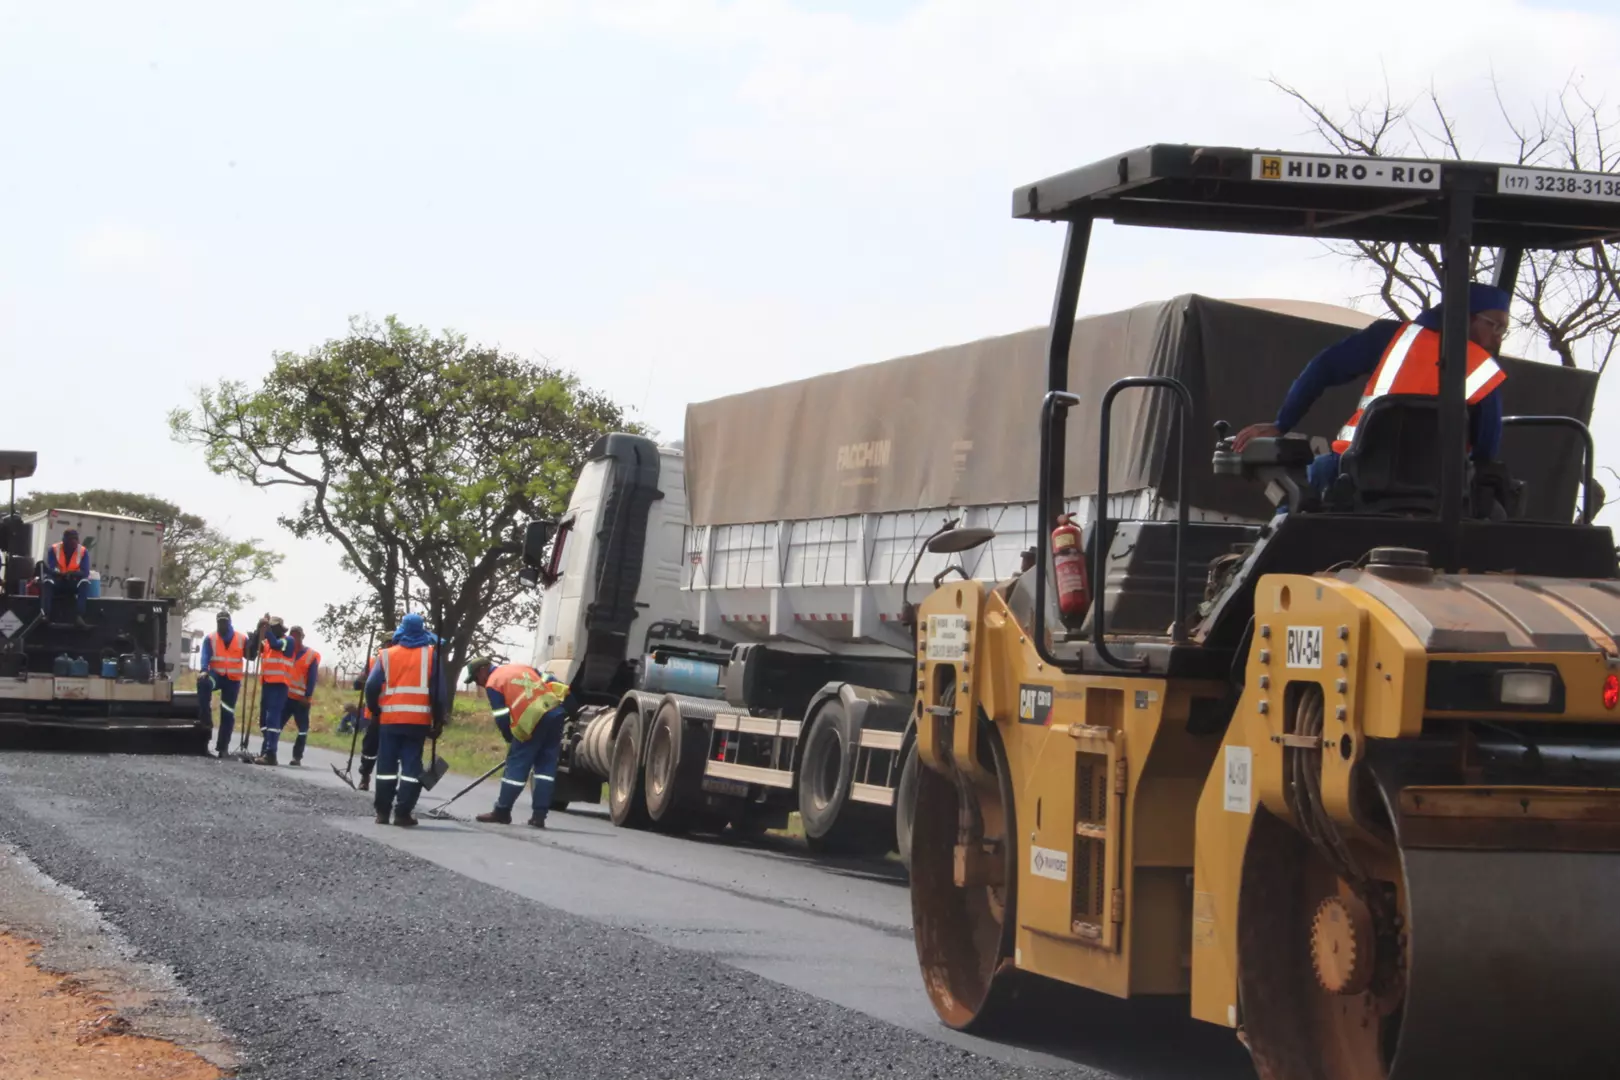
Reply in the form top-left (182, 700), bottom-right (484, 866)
top-left (423, 761), bottom-right (505, 820)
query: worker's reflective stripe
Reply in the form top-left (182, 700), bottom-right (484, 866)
top-left (535, 774), bottom-right (554, 782)
top-left (219, 702), bottom-right (235, 714)
top-left (1466, 357), bottom-right (1504, 399)
top-left (374, 773), bottom-right (398, 781)
top-left (491, 707), bottom-right (510, 718)
top-left (398, 775), bottom-right (421, 785)
top-left (261, 727), bottom-right (281, 734)
top-left (501, 778), bottom-right (526, 786)
top-left (361, 755), bottom-right (377, 762)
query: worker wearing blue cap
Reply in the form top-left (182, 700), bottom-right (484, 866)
top-left (1233, 282), bottom-right (1512, 492)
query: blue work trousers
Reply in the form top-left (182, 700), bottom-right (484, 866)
top-left (279, 699), bottom-right (311, 761)
top-left (359, 712), bottom-right (380, 780)
top-left (40, 576), bottom-right (91, 618)
top-left (198, 675), bottom-right (242, 754)
top-left (494, 708), bottom-right (567, 819)
top-left (257, 681), bottom-right (290, 759)
top-left (374, 723), bottom-right (429, 817)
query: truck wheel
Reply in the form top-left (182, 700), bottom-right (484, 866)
top-left (798, 703), bottom-right (887, 856)
top-left (644, 700), bottom-right (703, 834)
top-left (895, 739), bottom-right (918, 873)
top-left (608, 712), bottom-right (650, 829)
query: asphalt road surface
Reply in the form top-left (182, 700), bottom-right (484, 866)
top-left (0, 740), bottom-right (1256, 1080)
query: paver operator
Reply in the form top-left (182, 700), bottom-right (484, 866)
top-left (468, 658), bottom-right (576, 830)
top-left (1231, 281), bottom-right (1510, 494)
top-left (364, 613), bottom-right (447, 827)
top-left (40, 527), bottom-right (92, 627)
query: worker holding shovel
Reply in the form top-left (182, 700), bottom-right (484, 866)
top-left (468, 658), bottom-right (575, 830)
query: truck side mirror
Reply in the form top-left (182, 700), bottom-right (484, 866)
top-left (522, 520), bottom-right (557, 567)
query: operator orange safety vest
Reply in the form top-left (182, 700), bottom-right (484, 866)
top-left (208, 631), bottom-right (245, 682)
top-left (1332, 323), bottom-right (1506, 454)
top-left (259, 634), bottom-right (293, 685)
top-left (379, 643), bottom-right (437, 726)
top-left (288, 647), bottom-right (321, 703)
top-left (485, 664), bottom-right (570, 742)
top-left (51, 542), bottom-right (85, 575)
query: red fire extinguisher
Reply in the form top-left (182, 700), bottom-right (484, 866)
top-left (1051, 514), bottom-right (1090, 618)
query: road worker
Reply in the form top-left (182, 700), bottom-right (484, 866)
top-left (270, 625), bottom-right (320, 767)
top-left (197, 610), bottom-right (246, 757)
top-left (1232, 281), bottom-right (1510, 494)
top-left (467, 657), bottom-right (576, 830)
top-left (40, 527), bottom-right (92, 627)
top-left (354, 654), bottom-right (381, 791)
top-left (249, 615), bottom-right (293, 766)
top-left (364, 613), bottom-right (446, 827)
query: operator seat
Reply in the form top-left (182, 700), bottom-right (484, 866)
top-left (1328, 394), bottom-right (1442, 515)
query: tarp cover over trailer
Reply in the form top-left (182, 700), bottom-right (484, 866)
top-left (684, 295), bottom-right (1595, 527)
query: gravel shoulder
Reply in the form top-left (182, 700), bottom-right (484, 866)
top-left (0, 750), bottom-right (1080, 1080)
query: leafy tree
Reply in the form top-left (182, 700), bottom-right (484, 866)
top-left (1273, 77), bottom-right (1620, 371)
top-left (170, 315), bottom-right (640, 682)
top-left (15, 489), bottom-right (282, 622)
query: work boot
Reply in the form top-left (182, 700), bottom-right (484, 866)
top-left (476, 809), bottom-right (512, 825)
top-left (253, 753), bottom-right (277, 766)
top-left (358, 775), bottom-right (371, 791)
top-left (288, 758), bottom-right (302, 767)
top-left (394, 813), bottom-right (419, 828)
top-left (527, 815), bottom-right (547, 830)
top-left (374, 809), bottom-right (391, 825)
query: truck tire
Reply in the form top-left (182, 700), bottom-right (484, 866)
top-left (643, 699), bottom-right (704, 833)
top-left (608, 711), bottom-right (650, 829)
top-left (798, 702), bottom-right (888, 856)
top-left (895, 738), bottom-right (918, 873)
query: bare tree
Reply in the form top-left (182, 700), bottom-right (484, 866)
top-left (1273, 77), bottom-right (1620, 373)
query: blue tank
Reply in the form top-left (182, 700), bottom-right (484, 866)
top-left (639, 652), bottom-right (726, 700)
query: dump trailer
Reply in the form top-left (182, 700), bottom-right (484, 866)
top-left (526, 290), bottom-right (1594, 869)
top-left (0, 453), bottom-right (203, 749)
top-left (908, 143), bottom-right (1620, 1080)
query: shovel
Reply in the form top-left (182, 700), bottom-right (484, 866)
top-left (421, 734), bottom-right (450, 791)
top-left (423, 761), bottom-right (505, 820)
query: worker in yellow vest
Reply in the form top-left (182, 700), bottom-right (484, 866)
top-left (468, 657), bottom-right (576, 829)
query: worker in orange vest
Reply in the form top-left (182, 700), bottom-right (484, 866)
top-left (266, 625), bottom-right (321, 767)
top-left (467, 657), bottom-right (576, 829)
top-left (198, 610), bottom-right (247, 757)
top-left (353, 653), bottom-right (382, 791)
top-left (363, 613), bottom-right (447, 827)
top-left (250, 615), bottom-right (293, 766)
top-left (40, 527), bottom-right (93, 627)
top-left (1231, 282), bottom-right (1511, 496)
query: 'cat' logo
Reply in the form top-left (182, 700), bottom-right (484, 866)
top-left (1018, 684), bottom-right (1054, 725)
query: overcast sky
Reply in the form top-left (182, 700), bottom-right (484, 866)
top-left (3, 0), bottom-right (1618, 661)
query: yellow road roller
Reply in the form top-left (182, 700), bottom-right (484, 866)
top-left (909, 144), bottom-right (1620, 1079)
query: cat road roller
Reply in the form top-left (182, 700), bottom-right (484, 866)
top-left (909, 144), bottom-right (1620, 1079)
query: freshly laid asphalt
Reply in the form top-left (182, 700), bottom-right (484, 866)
top-left (0, 742), bottom-right (1255, 1080)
